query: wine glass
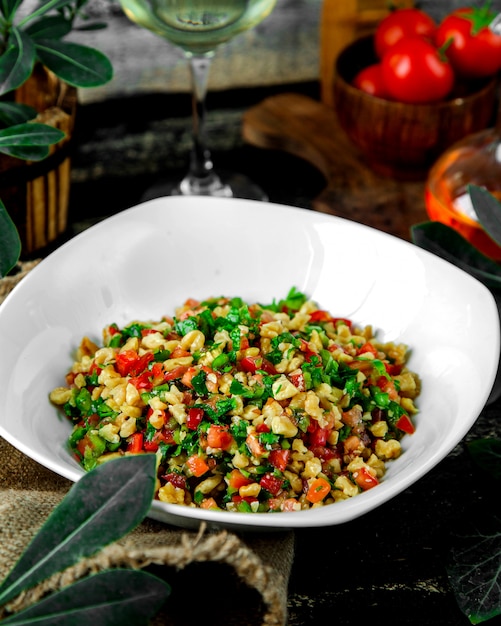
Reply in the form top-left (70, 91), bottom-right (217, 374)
top-left (117, 0), bottom-right (277, 200)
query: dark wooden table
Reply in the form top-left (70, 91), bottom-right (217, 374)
top-left (45, 82), bottom-right (501, 626)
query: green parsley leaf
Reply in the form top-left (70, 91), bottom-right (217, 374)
top-left (174, 316), bottom-right (198, 336)
top-left (191, 370), bottom-right (209, 396)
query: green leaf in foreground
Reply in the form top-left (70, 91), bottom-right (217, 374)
top-left (0, 454), bottom-right (157, 607)
top-left (411, 221), bottom-right (501, 290)
top-left (0, 200), bottom-right (21, 279)
top-left (0, 569), bottom-right (170, 625)
top-left (467, 438), bottom-right (501, 482)
top-left (446, 513), bottom-right (501, 624)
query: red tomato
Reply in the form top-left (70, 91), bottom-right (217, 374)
top-left (435, 6), bottom-right (501, 78)
top-left (228, 469), bottom-right (253, 490)
top-left (352, 63), bottom-right (389, 98)
top-left (375, 7), bottom-right (437, 59)
top-left (126, 432), bottom-right (143, 454)
top-left (239, 355), bottom-right (276, 375)
top-left (308, 310), bottom-right (332, 322)
top-left (381, 38), bottom-right (454, 104)
top-left (353, 466), bottom-right (379, 491)
top-left (206, 424), bottom-right (233, 450)
top-left (260, 473), bottom-right (284, 496)
top-left (269, 448), bottom-right (290, 471)
top-left (396, 413), bottom-right (415, 435)
top-left (186, 407), bottom-right (204, 430)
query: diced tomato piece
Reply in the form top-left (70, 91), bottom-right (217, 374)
top-left (299, 338), bottom-right (317, 361)
top-left (309, 310), bottom-right (332, 322)
top-left (281, 498), bottom-right (300, 512)
top-left (89, 361), bottom-right (102, 376)
top-left (260, 473), bottom-right (284, 496)
top-left (200, 497), bottom-right (219, 510)
top-left (141, 328), bottom-right (158, 336)
top-left (144, 428), bottom-right (175, 452)
top-left (396, 413), bottom-right (415, 435)
top-left (376, 376), bottom-right (399, 401)
top-left (164, 365), bottom-right (189, 382)
top-left (186, 454), bottom-right (209, 477)
top-left (231, 494), bottom-right (258, 505)
top-left (353, 466), bottom-right (379, 490)
top-left (256, 423), bottom-right (270, 433)
top-left (207, 424), bottom-right (233, 450)
top-left (181, 366), bottom-right (198, 388)
top-left (239, 356), bottom-right (276, 375)
top-left (228, 469), bottom-right (254, 490)
top-left (129, 370), bottom-right (153, 391)
top-left (358, 342), bottom-right (378, 357)
top-left (126, 432), bottom-right (144, 454)
top-left (187, 407), bottom-right (204, 430)
top-left (246, 433), bottom-right (265, 457)
top-left (170, 346), bottom-right (191, 359)
top-left (115, 350), bottom-right (138, 376)
top-left (269, 449), bottom-right (290, 472)
top-left (129, 352), bottom-right (154, 376)
top-left (116, 350), bottom-right (154, 377)
top-left (306, 477), bottom-right (331, 503)
top-left (309, 426), bottom-right (330, 447)
top-left (385, 362), bottom-right (402, 376)
top-left (107, 324), bottom-right (120, 336)
top-left (289, 370), bottom-right (306, 391)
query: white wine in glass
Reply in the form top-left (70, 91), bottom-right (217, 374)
top-left (118, 0), bottom-right (277, 199)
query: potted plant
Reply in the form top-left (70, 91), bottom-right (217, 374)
top-left (0, 0), bottom-right (113, 253)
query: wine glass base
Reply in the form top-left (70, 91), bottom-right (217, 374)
top-left (141, 171), bottom-right (268, 202)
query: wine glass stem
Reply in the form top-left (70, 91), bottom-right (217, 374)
top-left (180, 53), bottom-right (231, 196)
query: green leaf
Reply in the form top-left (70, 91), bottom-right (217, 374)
top-left (25, 15), bottom-right (72, 40)
top-left (0, 122), bottom-right (65, 159)
top-left (0, 454), bottom-right (157, 607)
top-left (411, 221), bottom-right (501, 290)
top-left (0, 102), bottom-right (36, 127)
top-left (0, 199), bottom-right (21, 279)
top-left (17, 0), bottom-right (79, 27)
top-left (0, 569), bottom-right (170, 625)
top-left (467, 438), bottom-right (501, 482)
top-left (0, 0), bottom-right (23, 21)
top-left (468, 185), bottom-right (501, 248)
top-left (35, 39), bottom-right (113, 87)
top-left (447, 513), bottom-right (501, 624)
top-left (0, 28), bottom-right (36, 96)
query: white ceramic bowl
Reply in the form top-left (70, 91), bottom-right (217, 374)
top-left (0, 196), bottom-right (498, 531)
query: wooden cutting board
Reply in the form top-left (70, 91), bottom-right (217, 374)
top-left (242, 93), bottom-right (428, 241)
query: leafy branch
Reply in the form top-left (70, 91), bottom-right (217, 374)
top-left (0, 0), bottom-right (113, 160)
top-left (0, 454), bottom-right (171, 624)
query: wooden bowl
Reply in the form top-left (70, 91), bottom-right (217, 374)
top-left (333, 35), bottom-right (498, 180)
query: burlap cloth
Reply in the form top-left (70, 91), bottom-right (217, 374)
top-left (0, 265), bottom-right (295, 625)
